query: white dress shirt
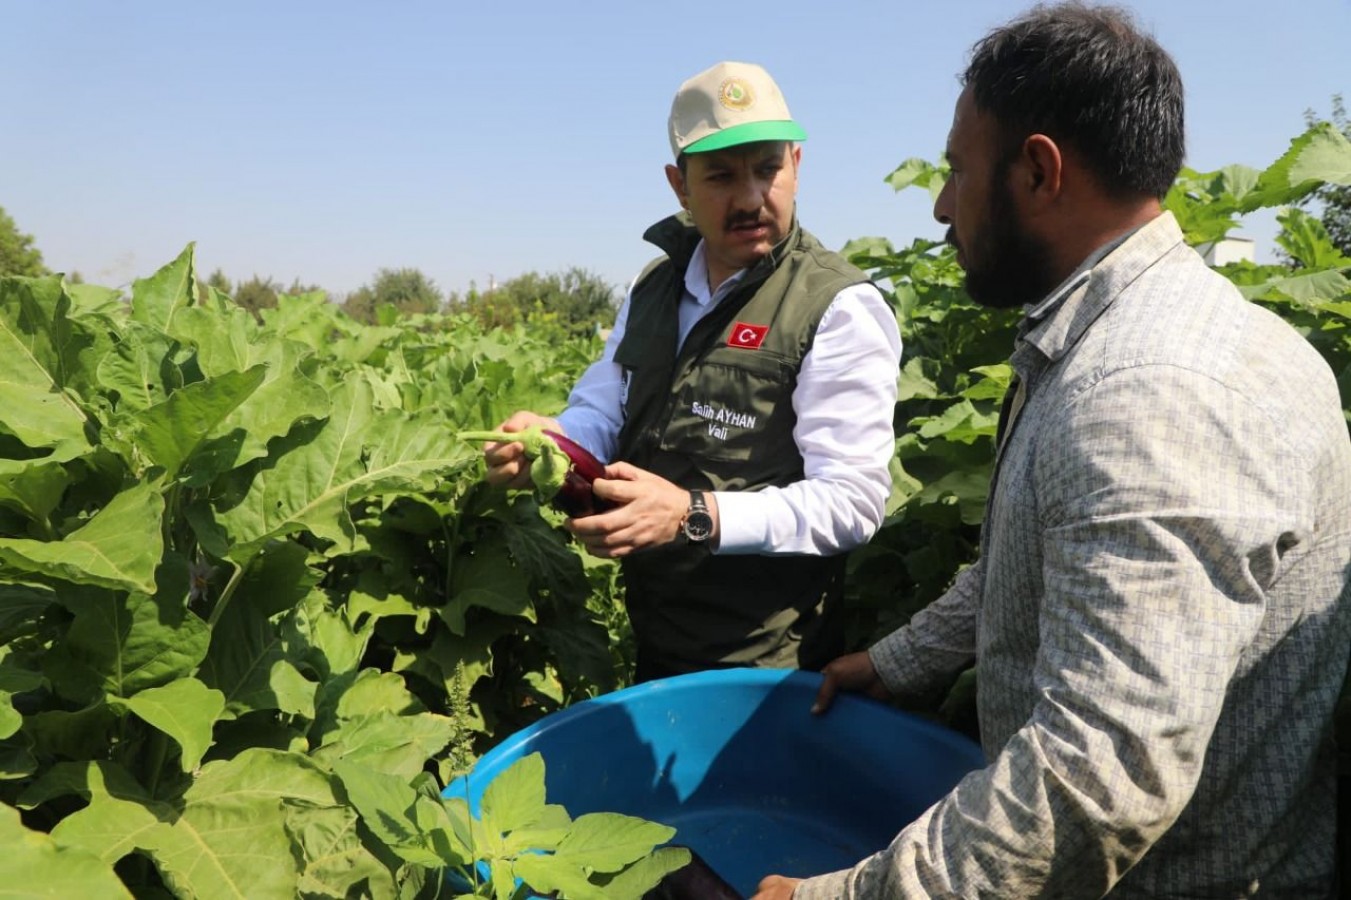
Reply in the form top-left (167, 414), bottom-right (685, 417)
top-left (556, 240), bottom-right (902, 556)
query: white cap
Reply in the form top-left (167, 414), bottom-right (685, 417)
top-left (667, 61), bottom-right (807, 159)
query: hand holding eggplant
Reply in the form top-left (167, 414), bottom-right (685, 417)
top-left (462, 412), bottom-right (614, 517)
top-left (566, 461), bottom-right (717, 559)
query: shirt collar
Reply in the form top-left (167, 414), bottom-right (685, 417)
top-left (684, 240), bottom-right (750, 307)
top-left (1024, 226), bottom-right (1134, 323)
top-left (1017, 211), bottom-right (1184, 365)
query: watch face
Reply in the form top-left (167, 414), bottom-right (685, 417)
top-left (683, 510), bottom-right (714, 542)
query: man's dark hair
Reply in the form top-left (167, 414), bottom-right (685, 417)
top-left (963, 2), bottom-right (1185, 199)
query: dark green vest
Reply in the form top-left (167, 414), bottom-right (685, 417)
top-left (614, 213), bottom-right (872, 675)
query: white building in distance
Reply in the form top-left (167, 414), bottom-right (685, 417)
top-left (1200, 236), bottom-right (1257, 267)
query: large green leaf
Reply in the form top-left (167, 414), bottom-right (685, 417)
top-left (136, 749), bottom-right (341, 900)
top-left (551, 812), bottom-right (677, 873)
top-left (259, 291), bottom-right (349, 351)
top-left (127, 365), bottom-right (267, 481)
top-left (311, 708), bottom-right (457, 781)
top-left (1273, 207), bottom-right (1351, 271)
top-left (1287, 121), bottom-right (1351, 188)
top-left (592, 846), bottom-right (693, 900)
top-left (168, 302), bottom-right (260, 376)
top-left (330, 760), bottom-right (462, 869)
top-left (24, 760), bottom-right (162, 861)
top-left (884, 156), bottom-right (949, 201)
top-left (0, 583), bottom-right (56, 641)
top-left (286, 804), bottom-right (397, 899)
top-left (0, 737), bottom-right (38, 781)
top-left (441, 543), bottom-right (534, 635)
top-left (330, 669), bottom-right (418, 721)
top-left (1235, 123), bottom-right (1351, 213)
top-left (479, 751), bottom-right (548, 837)
top-left (199, 589), bottom-right (314, 719)
top-left (92, 318), bottom-right (177, 413)
top-left (497, 496), bottom-right (590, 597)
top-left (129, 243), bottom-right (196, 334)
top-left (1238, 268), bottom-right (1351, 304)
top-left (213, 357), bottom-right (329, 469)
top-left (24, 703), bottom-right (117, 767)
top-left (396, 620), bottom-right (507, 706)
top-left (113, 678), bottom-right (226, 772)
top-left (512, 854), bottom-right (608, 900)
top-left (0, 800), bottom-right (133, 899)
top-left (64, 281), bottom-right (124, 316)
top-left (0, 451), bottom-right (77, 527)
top-left (0, 649), bottom-right (41, 740)
top-left (170, 307), bottom-right (331, 465)
top-left (209, 377), bottom-right (473, 559)
top-left (284, 590), bottom-right (370, 682)
top-left (0, 697), bottom-right (20, 741)
top-left (911, 398), bottom-right (999, 444)
top-left (0, 275), bottom-right (93, 450)
top-left (0, 479), bottom-right (164, 593)
top-left (46, 585), bottom-right (210, 703)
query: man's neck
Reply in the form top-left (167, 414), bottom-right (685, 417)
top-left (1046, 199), bottom-right (1163, 286)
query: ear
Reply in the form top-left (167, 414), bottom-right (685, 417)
top-left (665, 164), bottom-right (689, 210)
top-left (1018, 134), bottom-right (1063, 209)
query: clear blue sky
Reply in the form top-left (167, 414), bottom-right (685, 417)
top-left (4, 1), bottom-right (1348, 299)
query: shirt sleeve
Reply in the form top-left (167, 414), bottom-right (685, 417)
top-left (554, 286), bottom-right (632, 463)
top-left (794, 364), bottom-right (1279, 898)
top-left (714, 282), bottom-right (903, 555)
top-left (868, 561), bottom-right (982, 699)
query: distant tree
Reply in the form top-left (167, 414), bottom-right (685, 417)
top-left (452, 267), bottom-right (617, 337)
top-left (201, 267), bottom-right (232, 297)
top-left (342, 267), bottom-right (443, 324)
top-left (0, 206), bottom-right (48, 277)
top-left (283, 276), bottom-right (322, 297)
top-left (233, 275), bottom-right (281, 321)
top-left (1301, 95), bottom-right (1351, 256)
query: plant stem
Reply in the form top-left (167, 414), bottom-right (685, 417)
top-left (207, 559), bottom-right (245, 628)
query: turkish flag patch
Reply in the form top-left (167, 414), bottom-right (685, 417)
top-left (727, 322), bottom-right (769, 349)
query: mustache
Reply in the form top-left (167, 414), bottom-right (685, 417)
top-left (725, 211), bottom-right (768, 230)
top-left (945, 226), bottom-right (960, 251)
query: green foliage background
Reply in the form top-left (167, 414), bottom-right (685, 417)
top-left (0, 122), bottom-right (1348, 896)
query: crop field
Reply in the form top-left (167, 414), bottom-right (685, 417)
top-left (2, 124), bottom-right (1350, 897)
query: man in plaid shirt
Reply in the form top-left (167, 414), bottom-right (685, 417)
top-left (756, 3), bottom-right (1351, 897)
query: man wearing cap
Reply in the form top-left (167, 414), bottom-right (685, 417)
top-left (483, 61), bottom-right (902, 681)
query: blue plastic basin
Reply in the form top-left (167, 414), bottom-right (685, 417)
top-left (443, 668), bottom-right (984, 896)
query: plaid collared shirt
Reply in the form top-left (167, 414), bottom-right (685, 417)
top-left (797, 212), bottom-right (1351, 898)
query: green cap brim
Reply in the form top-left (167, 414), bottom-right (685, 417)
top-left (682, 120), bottom-right (808, 155)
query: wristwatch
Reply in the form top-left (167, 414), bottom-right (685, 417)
top-left (681, 490), bottom-right (715, 543)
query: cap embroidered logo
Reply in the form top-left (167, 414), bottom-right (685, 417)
top-left (718, 78), bottom-right (755, 111)
top-left (728, 322), bottom-right (769, 349)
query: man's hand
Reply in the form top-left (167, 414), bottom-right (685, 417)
top-left (481, 411), bottom-right (561, 490)
top-left (565, 461), bottom-right (713, 558)
top-left (751, 875), bottom-right (802, 899)
top-left (811, 651), bottom-right (892, 714)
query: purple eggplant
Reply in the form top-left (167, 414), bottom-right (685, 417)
top-left (460, 426), bottom-right (614, 517)
top-left (541, 429), bottom-right (614, 517)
